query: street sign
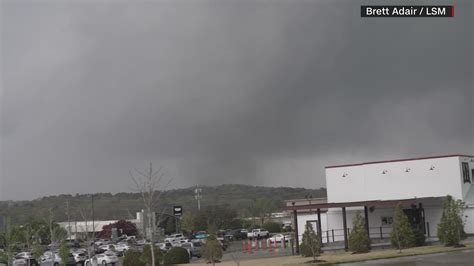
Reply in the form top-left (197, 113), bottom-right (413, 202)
top-left (173, 206), bottom-right (182, 217)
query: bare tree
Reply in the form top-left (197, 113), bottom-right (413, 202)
top-left (78, 207), bottom-right (99, 259)
top-left (130, 163), bottom-right (171, 266)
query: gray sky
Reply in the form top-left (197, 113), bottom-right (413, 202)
top-left (1, 0), bottom-right (472, 200)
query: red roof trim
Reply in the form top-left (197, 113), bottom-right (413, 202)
top-left (325, 154), bottom-right (474, 169)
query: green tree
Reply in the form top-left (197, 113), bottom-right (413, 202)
top-left (0, 218), bottom-right (22, 266)
top-left (299, 223), bottom-right (321, 261)
top-left (193, 205), bottom-right (238, 230)
top-left (249, 198), bottom-right (277, 225)
top-left (262, 222), bottom-right (282, 233)
top-left (52, 226), bottom-right (68, 243)
top-left (180, 212), bottom-right (195, 235)
top-left (202, 235), bottom-right (223, 266)
top-left (59, 242), bottom-right (71, 265)
top-left (390, 204), bottom-right (415, 252)
top-left (437, 195), bottom-right (467, 246)
top-left (32, 243), bottom-right (44, 262)
top-left (348, 212), bottom-right (370, 253)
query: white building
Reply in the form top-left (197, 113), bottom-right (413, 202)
top-left (287, 154), bottom-right (474, 248)
top-left (58, 211), bottom-right (144, 240)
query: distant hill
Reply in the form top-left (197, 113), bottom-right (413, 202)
top-left (0, 184), bottom-right (326, 224)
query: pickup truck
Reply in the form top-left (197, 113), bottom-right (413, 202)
top-left (247, 228), bottom-right (269, 239)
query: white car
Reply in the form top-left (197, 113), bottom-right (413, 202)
top-left (268, 234), bottom-right (291, 243)
top-left (12, 258), bottom-right (36, 266)
top-left (171, 239), bottom-right (188, 247)
top-left (247, 228), bottom-right (270, 239)
top-left (99, 244), bottom-right (117, 252)
top-left (71, 250), bottom-right (88, 263)
top-left (155, 242), bottom-right (172, 251)
top-left (164, 233), bottom-right (185, 242)
top-left (180, 241), bottom-right (202, 258)
top-left (114, 243), bottom-right (130, 253)
top-left (136, 239), bottom-right (149, 246)
top-left (14, 252), bottom-right (32, 259)
top-left (85, 251), bottom-right (119, 266)
top-left (40, 252), bottom-right (62, 266)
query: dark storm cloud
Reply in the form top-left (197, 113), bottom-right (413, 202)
top-left (1, 0), bottom-right (472, 200)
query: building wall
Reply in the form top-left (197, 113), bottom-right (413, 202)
top-left (459, 156), bottom-right (474, 201)
top-left (326, 156), bottom-right (466, 203)
top-left (323, 205), bottom-right (445, 242)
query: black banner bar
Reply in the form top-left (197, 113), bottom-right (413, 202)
top-left (361, 6), bottom-right (454, 17)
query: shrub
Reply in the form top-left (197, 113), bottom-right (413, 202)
top-left (202, 235), bottom-right (223, 265)
top-left (437, 195), bottom-right (467, 246)
top-left (390, 204), bottom-right (415, 252)
top-left (299, 223), bottom-right (321, 261)
top-left (299, 243), bottom-right (311, 257)
top-left (141, 245), bottom-right (162, 266)
top-left (263, 222), bottom-right (282, 233)
top-left (348, 212), bottom-right (370, 253)
top-left (413, 228), bottom-right (426, 247)
top-left (163, 247), bottom-right (190, 264)
top-left (123, 249), bottom-right (145, 266)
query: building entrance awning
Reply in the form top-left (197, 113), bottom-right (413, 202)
top-left (285, 196), bottom-right (445, 211)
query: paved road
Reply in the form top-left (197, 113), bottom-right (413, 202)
top-left (340, 249), bottom-right (474, 266)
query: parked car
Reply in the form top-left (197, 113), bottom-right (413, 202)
top-left (268, 233), bottom-right (291, 243)
top-left (247, 228), bottom-right (269, 239)
top-left (155, 242), bottom-right (172, 252)
top-left (85, 251), bottom-right (119, 266)
top-left (41, 251), bottom-right (76, 266)
top-left (65, 239), bottom-right (81, 248)
top-left (113, 243), bottom-right (130, 255)
top-left (180, 241), bottom-right (202, 258)
top-left (239, 229), bottom-right (249, 239)
top-left (98, 244), bottom-right (117, 253)
top-left (135, 239), bottom-right (149, 246)
top-left (71, 250), bottom-right (87, 264)
top-left (192, 231), bottom-right (209, 239)
top-left (12, 258), bottom-right (39, 266)
top-left (14, 252), bottom-right (32, 259)
top-left (117, 234), bottom-right (136, 243)
top-left (164, 233), bottom-right (185, 242)
top-left (41, 251), bottom-right (61, 266)
top-left (13, 253), bottom-right (38, 266)
top-left (95, 239), bottom-right (112, 246)
top-left (170, 239), bottom-right (188, 247)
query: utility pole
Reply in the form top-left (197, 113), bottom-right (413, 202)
top-left (66, 200), bottom-right (71, 240)
top-left (194, 185), bottom-right (202, 211)
top-left (49, 208), bottom-right (54, 244)
top-left (91, 194), bottom-right (95, 240)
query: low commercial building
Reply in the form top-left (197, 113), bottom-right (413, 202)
top-left (58, 211), bottom-right (144, 240)
top-left (286, 154), bottom-right (474, 250)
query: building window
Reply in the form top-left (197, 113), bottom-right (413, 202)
top-left (462, 162), bottom-right (471, 184)
top-left (381, 217), bottom-right (393, 225)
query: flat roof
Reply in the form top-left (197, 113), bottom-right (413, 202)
top-left (284, 196), bottom-right (445, 211)
top-left (325, 154), bottom-right (474, 169)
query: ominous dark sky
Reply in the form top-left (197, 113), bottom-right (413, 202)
top-left (1, 0), bottom-right (472, 200)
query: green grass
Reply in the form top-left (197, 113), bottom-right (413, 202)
top-left (293, 243), bottom-right (474, 265)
